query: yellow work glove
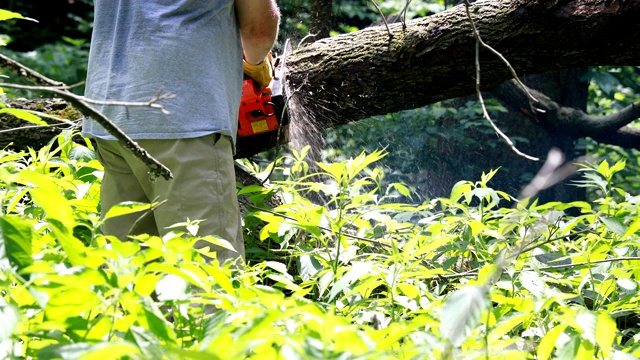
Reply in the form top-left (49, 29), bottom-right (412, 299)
top-left (243, 53), bottom-right (274, 90)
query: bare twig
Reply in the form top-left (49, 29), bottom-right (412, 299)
top-left (0, 121), bottom-right (77, 134)
top-left (0, 52), bottom-right (64, 87)
top-left (463, 0), bottom-right (539, 161)
top-left (462, 0), bottom-right (537, 104)
top-left (370, 0), bottom-right (394, 41)
top-left (398, 0), bottom-right (414, 29)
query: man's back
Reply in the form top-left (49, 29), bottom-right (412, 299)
top-left (83, 0), bottom-right (243, 144)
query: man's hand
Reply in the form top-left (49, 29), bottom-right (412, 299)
top-left (243, 53), bottom-right (273, 90)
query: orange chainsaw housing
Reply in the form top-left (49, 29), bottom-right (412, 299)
top-left (237, 79), bottom-right (279, 137)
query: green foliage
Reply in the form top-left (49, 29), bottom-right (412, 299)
top-left (586, 66), bottom-right (640, 198)
top-left (3, 132), bottom-right (638, 359)
top-left (1, 40), bottom-right (89, 96)
top-left (324, 99), bottom-right (508, 198)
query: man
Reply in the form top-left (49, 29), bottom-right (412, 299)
top-left (82, 0), bottom-right (280, 264)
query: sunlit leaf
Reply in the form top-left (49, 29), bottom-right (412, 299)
top-left (328, 262), bottom-right (373, 302)
top-left (0, 108), bottom-right (47, 125)
top-left (45, 289), bottom-right (102, 320)
top-left (396, 283), bottom-right (420, 299)
top-left (488, 312), bottom-right (532, 343)
top-left (594, 312), bottom-right (617, 359)
top-left (39, 342), bottom-right (141, 360)
top-left (519, 270), bottom-right (547, 298)
top-left (537, 324), bottom-right (568, 360)
top-left (154, 274), bottom-right (189, 301)
top-left (102, 201), bottom-right (154, 221)
top-left (450, 180), bottom-right (472, 202)
top-left (0, 10), bottom-right (34, 21)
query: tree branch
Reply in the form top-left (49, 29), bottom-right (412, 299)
top-left (463, 0), bottom-right (539, 161)
top-left (494, 79), bottom-right (640, 140)
top-left (591, 126), bottom-right (640, 151)
top-left (0, 53), bottom-right (173, 180)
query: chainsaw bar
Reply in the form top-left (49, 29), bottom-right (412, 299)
top-left (270, 38), bottom-right (291, 127)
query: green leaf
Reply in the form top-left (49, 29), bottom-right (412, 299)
top-left (127, 326), bottom-right (166, 359)
top-left (0, 108), bottom-right (48, 126)
top-left (537, 324), bottom-right (568, 360)
top-left (534, 253), bottom-right (572, 266)
top-left (601, 216), bottom-right (626, 236)
top-left (440, 285), bottom-right (489, 347)
top-left (38, 343), bottom-right (93, 360)
top-left (298, 254), bottom-right (323, 282)
top-left (450, 180), bottom-right (472, 202)
top-left (0, 10), bottom-right (25, 21)
top-left (69, 145), bottom-right (97, 162)
top-left (0, 215), bottom-right (34, 274)
top-left (102, 201), bottom-right (153, 221)
top-left (594, 312), bottom-right (617, 359)
top-left (328, 262), bottom-right (373, 302)
top-left (621, 217), bottom-right (640, 239)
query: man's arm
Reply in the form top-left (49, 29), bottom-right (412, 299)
top-left (235, 0), bottom-right (280, 65)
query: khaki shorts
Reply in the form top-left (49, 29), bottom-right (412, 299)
top-left (95, 134), bottom-right (244, 264)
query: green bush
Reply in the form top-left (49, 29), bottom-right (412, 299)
top-left (0, 129), bottom-right (639, 359)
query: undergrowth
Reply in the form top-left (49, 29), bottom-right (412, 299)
top-left (0, 131), bottom-right (639, 359)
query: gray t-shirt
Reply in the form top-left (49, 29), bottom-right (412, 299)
top-left (82, 0), bottom-right (242, 146)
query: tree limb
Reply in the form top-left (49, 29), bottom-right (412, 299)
top-left (493, 79), bottom-right (640, 143)
top-left (0, 53), bottom-right (173, 180)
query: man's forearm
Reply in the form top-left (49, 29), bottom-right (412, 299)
top-left (235, 0), bottom-right (280, 65)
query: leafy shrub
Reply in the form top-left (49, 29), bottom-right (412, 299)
top-left (1, 131), bottom-right (639, 359)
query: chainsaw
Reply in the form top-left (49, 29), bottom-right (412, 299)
top-left (237, 39), bottom-right (291, 137)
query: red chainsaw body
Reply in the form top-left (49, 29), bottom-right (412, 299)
top-left (237, 79), bottom-right (279, 137)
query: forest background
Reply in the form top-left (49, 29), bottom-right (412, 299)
top-left (0, 0), bottom-right (639, 359)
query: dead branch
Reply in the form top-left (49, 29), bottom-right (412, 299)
top-left (0, 53), bottom-right (173, 180)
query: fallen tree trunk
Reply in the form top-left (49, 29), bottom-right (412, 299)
top-left (287, 0), bottom-right (640, 127)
